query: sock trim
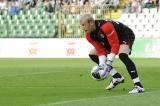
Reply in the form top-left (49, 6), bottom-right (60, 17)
top-left (110, 68), bottom-right (117, 76)
top-left (133, 77), bottom-right (140, 83)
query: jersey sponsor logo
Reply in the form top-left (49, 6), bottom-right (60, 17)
top-left (100, 33), bottom-right (105, 38)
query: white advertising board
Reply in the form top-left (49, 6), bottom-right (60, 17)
top-left (0, 38), bottom-right (93, 58)
top-left (0, 38), bottom-right (160, 58)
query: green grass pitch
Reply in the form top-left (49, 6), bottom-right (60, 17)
top-left (0, 58), bottom-right (160, 106)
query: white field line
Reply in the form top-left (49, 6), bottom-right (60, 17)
top-left (0, 71), bottom-right (59, 78)
top-left (34, 90), bottom-right (160, 106)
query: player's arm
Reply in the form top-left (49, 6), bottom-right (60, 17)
top-left (86, 33), bottom-right (107, 66)
top-left (100, 22), bottom-right (120, 65)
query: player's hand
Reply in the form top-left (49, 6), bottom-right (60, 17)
top-left (105, 64), bottom-right (113, 72)
top-left (98, 64), bottom-right (105, 70)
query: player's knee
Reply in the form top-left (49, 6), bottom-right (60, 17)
top-left (89, 54), bottom-right (99, 64)
top-left (89, 54), bottom-right (98, 60)
top-left (89, 48), bottom-right (97, 55)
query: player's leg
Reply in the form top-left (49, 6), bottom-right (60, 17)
top-left (105, 57), bottom-right (124, 90)
top-left (118, 44), bottom-right (144, 93)
top-left (105, 68), bottom-right (124, 90)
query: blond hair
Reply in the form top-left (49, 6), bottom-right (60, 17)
top-left (80, 13), bottom-right (94, 23)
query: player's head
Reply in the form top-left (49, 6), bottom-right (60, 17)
top-left (80, 13), bottom-right (96, 33)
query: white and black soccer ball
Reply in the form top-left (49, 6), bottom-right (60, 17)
top-left (90, 66), bottom-right (101, 80)
top-left (90, 65), bottom-right (109, 81)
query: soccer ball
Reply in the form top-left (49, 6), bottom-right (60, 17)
top-left (90, 65), bottom-right (109, 81)
top-left (90, 66), bottom-right (101, 80)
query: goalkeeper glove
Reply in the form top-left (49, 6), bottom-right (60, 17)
top-left (105, 64), bottom-right (113, 72)
top-left (106, 53), bottom-right (116, 65)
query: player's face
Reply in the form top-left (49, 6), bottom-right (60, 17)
top-left (80, 20), bottom-right (95, 33)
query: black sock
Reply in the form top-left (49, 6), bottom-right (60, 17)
top-left (119, 53), bottom-right (138, 79)
top-left (112, 73), bottom-right (122, 78)
top-left (135, 82), bottom-right (143, 88)
top-left (89, 54), bottom-right (99, 64)
top-left (110, 68), bottom-right (123, 78)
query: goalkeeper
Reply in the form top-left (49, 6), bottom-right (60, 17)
top-left (80, 14), bottom-right (144, 94)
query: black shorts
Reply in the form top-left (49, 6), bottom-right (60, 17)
top-left (119, 28), bottom-right (135, 54)
top-left (120, 28), bottom-right (135, 46)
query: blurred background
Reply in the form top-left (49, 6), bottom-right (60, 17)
top-left (0, 0), bottom-right (159, 38)
top-left (0, 0), bottom-right (160, 58)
